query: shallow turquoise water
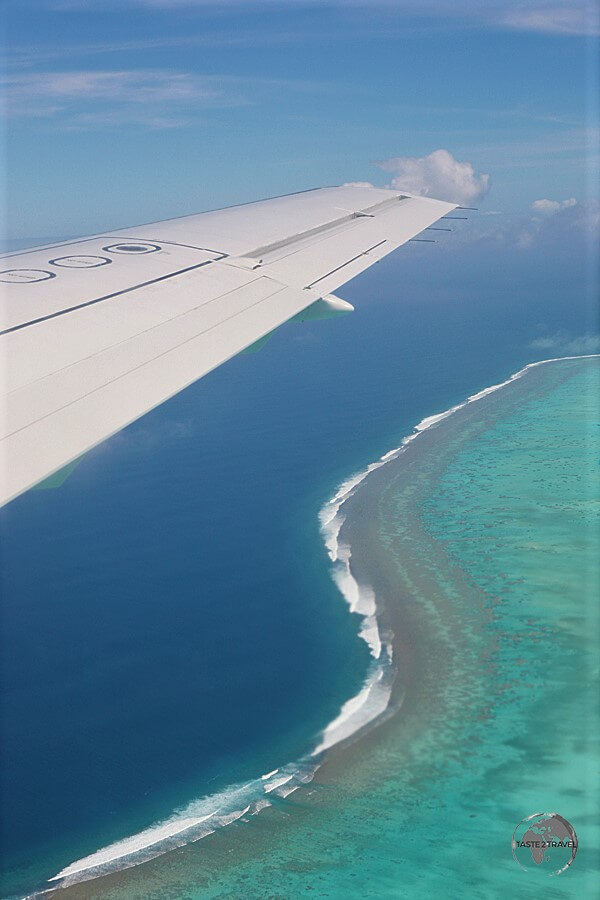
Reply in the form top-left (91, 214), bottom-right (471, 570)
top-left (419, 358), bottom-right (600, 894)
top-left (59, 358), bottom-right (599, 898)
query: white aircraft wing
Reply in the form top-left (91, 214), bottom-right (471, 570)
top-left (0, 184), bottom-right (456, 506)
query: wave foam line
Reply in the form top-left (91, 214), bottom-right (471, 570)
top-left (312, 663), bottom-right (395, 755)
top-left (48, 761), bottom-right (319, 888)
top-left (315, 354), bottom-right (599, 752)
top-left (48, 354), bottom-right (598, 892)
top-left (319, 352), bottom-right (600, 614)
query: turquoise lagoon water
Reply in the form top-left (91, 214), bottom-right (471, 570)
top-left (57, 358), bottom-right (599, 898)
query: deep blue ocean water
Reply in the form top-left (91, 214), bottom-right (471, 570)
top-left (0, 236), bottom-right (596, 896)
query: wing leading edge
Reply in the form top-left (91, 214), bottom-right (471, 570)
top-left (0, 185), bottom-right (456, 505)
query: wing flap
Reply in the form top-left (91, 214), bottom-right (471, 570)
top-left (260, 195), bottom-right (455, 295)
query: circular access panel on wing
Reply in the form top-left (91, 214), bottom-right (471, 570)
top-left (50, 255), bottom-right (112, 269)
top-left (0, 269), bottom-right (56, 284)
top-left (103, 242), bottom-right (162, 255)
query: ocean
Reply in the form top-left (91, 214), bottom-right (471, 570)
top-left (0, 237), bottom-right (597, 897)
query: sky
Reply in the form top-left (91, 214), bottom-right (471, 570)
top-left (1, 0), bottom-right (599, 252)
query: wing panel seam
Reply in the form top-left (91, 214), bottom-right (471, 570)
top-left (305, 239), bottom-right (387, 288)
top-left (2, 282), bottom-right (302, 440)
top-left (6, 275), bottom-right (286, 394)
top-left (0, 258), bottom-right (226, 337)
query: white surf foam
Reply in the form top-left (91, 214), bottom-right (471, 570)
top-left (50, 812), bottom-right (221, 881)
top-left (312, 659), bottom-right (394, 755)
top-left (49, 763), bottom-right (319, 887)
top-left (318, 353), bottom-right (600, 647)
top-left (263, 774), bottom-right (294, 794)
top-left (275, 783), bottom-right (299, 799)
top-left (314, 354), bottom-right (599, 760)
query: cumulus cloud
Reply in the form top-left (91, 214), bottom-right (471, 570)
top-left (529, 332), bottom-right (600, 355)
top-left (531, 197), bottom-right (577, 215)
top-left (465, 195), bottom-right (598, 251)
top-left (377, 149), bottom-right (490, 205)
top-left (518, 196), bottom-right (597, 246)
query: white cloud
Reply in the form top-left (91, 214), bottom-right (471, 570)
top-left (521, 195), bottom-right (598, 245)
top-left (501, 5), bottom-right (599, 36)
top-left (516, 229), bottom-right (534, 248)
top-left (87, 1), bottom-right (600, 38)
top-left (531, 197), bottom-right (577, 215)
top-left (529, 332), bottom-right (600, 354)
top-left (1, 68), bottom-right (331, 128)
top-left (1, 70), bottom-right (228, 126)
top-left (467, 196), bottom-right (598, 250)
top-left (377, 149), bottom-right (490, 205)
top-left (531, 198), bottom-right (562, 215)
top-left (3, 70), bottom-right (217, 104)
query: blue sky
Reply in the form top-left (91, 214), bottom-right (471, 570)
top-left (2, 0), bottom-right (599, 241)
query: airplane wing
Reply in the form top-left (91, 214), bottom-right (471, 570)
top-left (0, 184), bottom-right (456, 506)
